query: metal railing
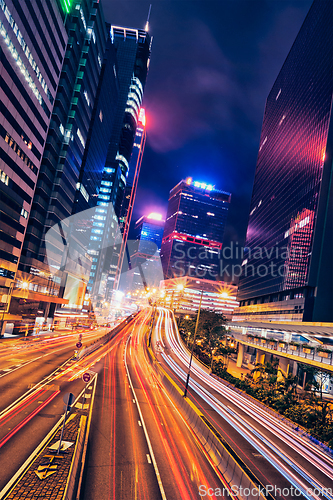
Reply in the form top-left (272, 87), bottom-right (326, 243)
top-left (231, 331), bottom-right (333, 366)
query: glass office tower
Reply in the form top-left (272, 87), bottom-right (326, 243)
top-left (118, 212), bottom-right (165, 293)
top-left (86, 26), bottom-right (151, 301)
top-left (0, 0), bottom-right (67, 334)
top-left (160, 178), bottom-right (231, 281)
top-left (113, 108), bottom-right (146, 291)
top-left (15, 0), bottom-right (109, 329)
top-left (236, 0), bottom-right (333, 322)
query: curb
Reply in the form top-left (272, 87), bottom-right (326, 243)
top-left (1, 375), bottom-right (98, 500)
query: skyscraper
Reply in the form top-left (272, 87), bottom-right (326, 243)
top-left (235, 0), bottom-right (333, 323)
top-left (12, 0), bottom-right (110, 330)
top-left (86, 26), bottom-right (151, 301)
top-left (118, 212), bottom-right (165, 293)
top-left (113, 107), bottom-right (146, 291)
top-left (160, 178), bottom-right (231, 281)
top-left (0, 0), bottom-right (67, 334)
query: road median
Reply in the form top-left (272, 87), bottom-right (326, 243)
top-left (1, 375), bottom-right (97, 500)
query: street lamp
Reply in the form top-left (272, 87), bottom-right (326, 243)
top-left (0, 281), bottom-right (14, 337)
top-left (184, 289), bottom-right (203, 398)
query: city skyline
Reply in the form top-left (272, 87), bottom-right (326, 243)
top-left (2, 3), bottom-right (333, 500)
top-left (102, 0), bottom-right (313, 248)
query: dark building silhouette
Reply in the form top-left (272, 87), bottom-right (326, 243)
top-left (235, 0), bottom-right (333, 322)
top-left (160, 178), bottom-right (231, 281)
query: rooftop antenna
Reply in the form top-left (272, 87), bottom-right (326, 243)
top-left (145, 4), bottom-right (152, 32)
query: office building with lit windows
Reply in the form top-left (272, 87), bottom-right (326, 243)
top-left (0, 0), bottom-right (67, 334)
top-left (86, 26), bottom-right (151, 301)
top-left (121, 212), bottom-right (165, 292)
top-left (112, 108), bottom-right (147, 291)
top-left (235, 0), bottom-right (333, 323)
top-left (160, 178), bottom-right (231, 281)
top-left (11, 0), bottom-right (109, 330)
top-left (162, 277), bottom-right (239, 321)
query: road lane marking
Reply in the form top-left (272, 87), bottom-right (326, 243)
top-left (138, 421), bottom-right (142, 426)
top-left (146, 454), bottom-right (151, 464)
top-left (0, 375), bottom-right (97, 499)
top-left (125, 336), bottom-right (167, 500)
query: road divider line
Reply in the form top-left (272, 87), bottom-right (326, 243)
top-left (125, 335), bottom-right (167, 500)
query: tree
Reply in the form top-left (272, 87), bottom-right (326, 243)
top-left (251, 359), bottom-right (279, 384)
top-left (179, 310), bottom-right (226, 349)
top-left (299, 364), bottom-right (333, 401)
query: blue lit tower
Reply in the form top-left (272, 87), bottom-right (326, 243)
top-left (113, 107), bottom-right (146, 291)
top-left (86, 26), bottom-right (151, 301)
top-left (119, 212), bottom-right (165, 293)
top-left (160, 178), bottom-right (231, 281)
top-left (236, 0), bottom-right (333, 322)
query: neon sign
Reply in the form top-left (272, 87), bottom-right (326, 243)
top-left (185, 178), bottom-right (213, 191)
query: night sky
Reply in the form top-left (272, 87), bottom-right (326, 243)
top-left (101, 0), bottom-right (313, 248)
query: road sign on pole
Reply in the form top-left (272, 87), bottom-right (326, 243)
top-left (76, 341), bottom-right (82, 349)
top-left (82, 372), bottom-right (91, 383)
top-left (57, 392), bottom-right (75, 454)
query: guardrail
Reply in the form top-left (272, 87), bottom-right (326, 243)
top-left (63, 373), bottom-right (98, 500)
top-left (232, 332), bottom-right (333, 366)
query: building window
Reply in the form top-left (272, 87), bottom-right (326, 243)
top-left (3, 132), bottom-right (38, 174)
top-left (0, 5), bottom-right (53, 104)
top-left (0, 168), bottom-right (9, 185)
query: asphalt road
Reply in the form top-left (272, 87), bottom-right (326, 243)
top-left (0, 326), bottom-right (114, 491)
top-left (83, 309), bottom-right (227, 500)
top-left (2, 309), bottom-right (332, 500)
top-left (154, 308), bottom-right (333, 500)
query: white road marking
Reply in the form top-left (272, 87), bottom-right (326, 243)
top-left (124, 336), bottom-right (167, 500)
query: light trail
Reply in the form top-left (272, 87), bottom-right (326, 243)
top-left (155, 307), bottom-right (333, 500)
top-left (126, 307), bottom-right (238, 500)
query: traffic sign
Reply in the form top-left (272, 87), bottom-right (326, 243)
top-left (82, 372), bottom-right (91, 383)
top-left (63, 392), bottom-right (75, 412)
top-left (78, 333), bottom-right (82, 340)
top-left (76, 341), bottom-right (82, 349)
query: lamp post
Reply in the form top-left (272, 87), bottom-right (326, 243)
top-left (184, 289), bottom-right (203, 398)
top-left (0, 281), bottom-right (14, 337)
top-left (174, 284), bottom-right (184, 325)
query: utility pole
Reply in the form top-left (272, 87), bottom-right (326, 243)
top-left (184, 290), bottom-right (203, 398)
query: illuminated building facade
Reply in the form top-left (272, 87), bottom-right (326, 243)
top-left (160, 178), bottom-right (231, 281)
top-left (86, 26), bottom-right (151, 301)
top-left (123, 212), bottom-right (165, 292)
top-left (235, 0), bottom-right (333, 322)
top-left (12, 0), bottom-right (109, 329)
top-left (0, 0), bottom-right (67, 334)
top-left (161, 277), bottom-right (239, 321)
top-left (112, 108), bottom-right (146, 291)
